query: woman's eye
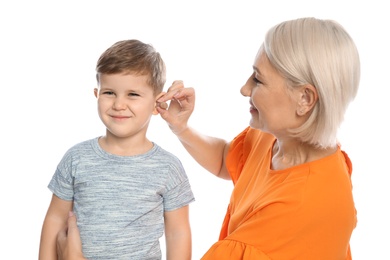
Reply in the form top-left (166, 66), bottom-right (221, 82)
top-left (252, 77), bottom-right (262, 85)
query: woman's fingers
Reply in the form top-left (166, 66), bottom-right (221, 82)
top-left (156, 81), bottom-right (195, 135)
top-left (158, 80), bottom-right (185, 102)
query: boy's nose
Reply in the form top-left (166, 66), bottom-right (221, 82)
top-left (113, 98), bottom-right (127, 110)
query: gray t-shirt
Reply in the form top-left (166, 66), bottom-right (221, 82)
top-left (49, 137), bottom-right (195, 259)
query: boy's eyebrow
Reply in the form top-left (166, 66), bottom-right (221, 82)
top-left (99, 85), bottom-right (143, 91)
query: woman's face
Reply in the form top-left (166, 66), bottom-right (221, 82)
top-left (240, 50), bottom-right (302, 137)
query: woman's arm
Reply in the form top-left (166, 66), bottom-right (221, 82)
top-left (164, 206), bottom-right (191, 260)
top-left (174, 126), bottom-right (231, 179)
top-left (157, 81), bottom-right (231, 180)
top-left (39, 195), bottom-right (73, 260)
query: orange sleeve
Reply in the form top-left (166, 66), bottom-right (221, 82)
top-left (217, 127), bottom-right (275, 242)
top-left (226, 127), bottom-right (272, 184)
top-left (201, 239), bottom-right (271, 260)
top-left (225, 126), bottom-right (250, 184)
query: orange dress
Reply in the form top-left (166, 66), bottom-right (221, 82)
top-left (201, 127), bottom-right (357, 260)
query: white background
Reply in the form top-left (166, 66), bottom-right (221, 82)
top-left (1, 1), bottom-right (389, 259)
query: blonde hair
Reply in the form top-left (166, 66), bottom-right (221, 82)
top-left (263, 17), bottom-right (360, 148)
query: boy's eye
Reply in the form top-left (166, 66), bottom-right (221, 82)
top-left (129, 92), bottom-right (140, 97)
top-left (102, 91), bottom-right (114, 95)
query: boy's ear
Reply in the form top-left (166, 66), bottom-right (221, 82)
top-left (296, 84), bottom-right (318, 116)
top-left (94, 88), bottom-right (98, 98)
top-left (156, 92), bottom-right (166, 100)
top-left (153, 92), bottom-right (167, 115)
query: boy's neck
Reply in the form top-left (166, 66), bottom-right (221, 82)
top-left (98, 134), bottom-right (153, 156)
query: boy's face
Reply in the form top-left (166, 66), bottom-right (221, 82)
top-left (94, 73), bottom-right (160, 139)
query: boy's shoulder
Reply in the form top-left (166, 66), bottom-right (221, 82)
top-left (152, 143), bottom-right (182, 163)
top-left (62, 137), bottom-right (98, 157)
top-left (67, 137), bottom-right (97, 150)
top-left (152, 143), bottom-right (188, 176)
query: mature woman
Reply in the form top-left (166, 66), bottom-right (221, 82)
top-left (57, 17), bottom-right (360, 259)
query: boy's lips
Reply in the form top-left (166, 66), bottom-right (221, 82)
top-left (111, 115), bottom-right (130, 119)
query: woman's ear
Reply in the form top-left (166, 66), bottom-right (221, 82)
top-left (153, 92), bottom-right (167, 115)
top-left (296, 84), bottom-right (318, 116)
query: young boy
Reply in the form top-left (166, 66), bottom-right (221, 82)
top-left (39, 40), bottom-right (195, 260)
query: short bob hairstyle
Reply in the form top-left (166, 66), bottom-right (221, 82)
top-left (263, 17), bottom-right (360, 148)
top-left (96, 39), bottom-right (166, 95)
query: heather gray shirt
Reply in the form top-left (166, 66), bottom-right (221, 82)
top-left (49, 137), bottom-right (195, 260)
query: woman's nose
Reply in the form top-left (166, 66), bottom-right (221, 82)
top-left (240, 79), bottom-right (252, 97)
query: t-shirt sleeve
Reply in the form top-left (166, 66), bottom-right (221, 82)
top-left (226, 127), bottom-right (251, 185)
top-left (201, 239), bottom-right (272, 260)
top-left (341, 149), bottom-right (353, 176)
top-left (163, 159), bottom-right (195, 211)
top-left (48, 149), bottom-right (75, 201)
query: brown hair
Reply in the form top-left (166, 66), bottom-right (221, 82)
top-left (96, 39), bottom-right (166, 94)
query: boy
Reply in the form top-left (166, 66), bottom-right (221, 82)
top-left (39, 40), bottom-right (195, 260)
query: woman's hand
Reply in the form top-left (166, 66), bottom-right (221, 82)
top-left (57, 212), bottom-right (86, 260)
top-left (157, 80), bottom-right (196, 135)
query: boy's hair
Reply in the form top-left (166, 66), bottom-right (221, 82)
top-left (96, 39), bottom-right (166, 94)
top-left (263, 17), bottom-right (360, 148)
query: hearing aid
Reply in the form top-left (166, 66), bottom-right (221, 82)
top-left (157, 102), bottom-right (168, 109)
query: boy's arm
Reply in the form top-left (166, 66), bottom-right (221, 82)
top-left (39, 194), bottom-right (73, 260)
top-left (164, 205), bottom-right (192, 260)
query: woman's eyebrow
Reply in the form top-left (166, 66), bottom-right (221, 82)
top-left (252, 66), bottom-right (262, 76)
